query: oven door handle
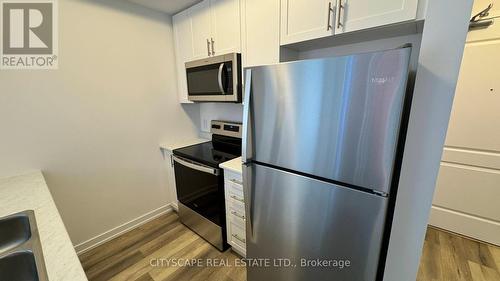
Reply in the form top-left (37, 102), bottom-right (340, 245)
top-left (172, 156), bottom-right (219, 176)
top-left (217, 63), bottom-right (226, 94)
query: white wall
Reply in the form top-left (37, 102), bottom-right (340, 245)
top-left (199, 103), bottom-right (243, 137)
top-left (383, 0), bottom-right (473, 280)
top-left (0, 0), bottom-right (200, 246)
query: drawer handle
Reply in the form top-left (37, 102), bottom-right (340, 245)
top-left (230, 195), bottom-right (244, 203)
top-left (231, 210), bottom-right (245, 220)
top-left (230, 179), bottom-right (243, 185)
top-left (232, 233), bottom-right (246, 243)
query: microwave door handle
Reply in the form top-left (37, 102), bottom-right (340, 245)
top-left (172, 156), bottom-right (219, 176)
top-left (218, 63), bottom-right (225, 94)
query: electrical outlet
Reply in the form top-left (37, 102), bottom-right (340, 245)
top-left (201, 118), bottom-right (210, 132)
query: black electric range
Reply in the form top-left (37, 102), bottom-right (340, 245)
top-left (172, 120), bottom-right (242, 251)
top-left (174, 135), bottom-right (241, 168)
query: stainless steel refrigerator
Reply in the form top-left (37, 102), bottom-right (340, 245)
top-left (242, 47), bottom-right (412, 281)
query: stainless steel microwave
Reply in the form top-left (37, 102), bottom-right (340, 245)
top-left (185, 53), bottom-right (242, 103)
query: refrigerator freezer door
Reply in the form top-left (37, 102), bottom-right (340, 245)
top-left (243, 163), bottom-right (388, 281)
top-left (245, 48), bottom-right (411, 193)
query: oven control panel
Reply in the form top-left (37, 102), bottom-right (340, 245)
top-left (211, 120), bottom-right (242, 138)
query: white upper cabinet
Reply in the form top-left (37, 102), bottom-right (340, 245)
top-left (281, 0), bottom-right (419, 45)
top-left (187, 0), bottom-right (241, 60)
top-left (211, 0), bottom-right (241, 56)
top-left (190, 0), bottom-right (213, 59)
top-left (173, 9), bottom-right (194, 103)
top-left (280, 0), bottom-right (334, 45)
top-left (335, 0), bottom-right (419, 34)
top-left (242, 0), bottom-right (280, 67)
top-left (172, 0), bottom-right (241, 103)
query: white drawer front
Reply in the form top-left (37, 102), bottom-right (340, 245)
top-left (229, 210), bottom-right (245, 227)
top-left (229, 220), bottom-right (246, 248)
top-left (227, 179), bottom-right (244, 202)
top-left (223, 169), bottom-right (246, 255)
top-left (224, 170), bottom-right (242, 182)
top-left (228, 199), bottom-right (245, 220)
top-left (227, 177), bottom-right (243, 190)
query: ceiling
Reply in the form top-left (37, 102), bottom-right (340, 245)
top-left (128, 0), bottom-right (202, 15)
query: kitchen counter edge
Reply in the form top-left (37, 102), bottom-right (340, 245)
top-left (220, 157), bottom-right (243, 174)
top-left (0, 171), bottom-right (88, 281)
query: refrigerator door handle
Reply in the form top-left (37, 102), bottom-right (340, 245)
top-left (242, 69), bottom-right (252, 162)
top-left (242, 163), bottom-right (254, 240)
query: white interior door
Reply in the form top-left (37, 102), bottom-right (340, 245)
top-left (335, 0), bottom-right (418, 34)
top-left (428, 9), bottom-right (500, 246)
top-left (210, 0), bottom-right (241, 56)
top-left (280, 0), bottom-right (335, 45)
top-left (444, 40), bottom-right (500, 152)
top-left (190, 0), bottom-right (212, 59)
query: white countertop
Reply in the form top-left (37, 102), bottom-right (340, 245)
top-left (159, 138), bottom-right (209, 152)
top-left (0, 172), bottom-right (88, 281)
top-left (220, 157), bottom-right (243, 174)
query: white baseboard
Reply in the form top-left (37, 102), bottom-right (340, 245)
top-left (75, 203), bottom-right (174, 255)
top-left (171, 201), bottom-right (178, 212)
top-left (428, 205), bottom-right (500, 246)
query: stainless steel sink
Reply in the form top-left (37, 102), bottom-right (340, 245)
top-left (0, 213), bottom-right (32, 253)
top-left (0, 251), bottom-right (40, 281)
top-left (0, 211), bottom-right (48, 281)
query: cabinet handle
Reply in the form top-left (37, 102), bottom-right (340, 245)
top-left (232, 233), bottom-right (246, 243)
top-left (327, 2), bottom-right (334, 31)
top-left (230, 179), bottom-right (243, 185)
top-left (230, 195), bottom-right (244, 203)
top-left (231, 210), bottom-right (245, 220)
top-left (337, 0), bottom-right (344, 29)
top-left (211, 38), bottom-right (215, 56)
top-left (207, 39), bottom-right (211, 56)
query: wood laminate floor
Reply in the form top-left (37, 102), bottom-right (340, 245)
top-left (79, 212), bottom-right (500, 281)
top-left (417, 227), bottom-right (500, 281)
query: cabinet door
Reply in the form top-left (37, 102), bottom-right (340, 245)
top-left (242, 0), bottom-right (279, 67)
top-left (191, 0), bottom-right (212, 59)
top-left (280, 0), bottom-right (334, 45)
top-left (173, 10), bottom-right (193, 103)
top-left (210, 0), bottom-right (241, 55)
top-left (335, 0), bottom-right (418, 34)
